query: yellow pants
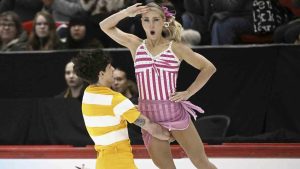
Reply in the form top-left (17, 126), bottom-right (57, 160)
top-left (96, 142), bottom-right (137, 169)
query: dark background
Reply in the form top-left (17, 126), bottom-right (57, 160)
top-left (0, 45), bottom-right (300, 145)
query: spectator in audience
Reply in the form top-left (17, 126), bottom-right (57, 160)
top-left (166, 0), bottom-right (185, 25)
top-left (273, 0), bottom-right (300, 44)
top-left (273, 19), bottom-right (300, 43)
top-left (182, 0), bottom-right (211, 45)
top-left (80, 0), bottom-right (131, 47)
top-left (42, 0), bottom-right (85, 22)
top-left (112, 67), bottom-right (139, 104)
top-left (0, 0), bottom-right (43, 22)
top-left (0, 11), bottom-right (28, 51)
top-left (27, 11), bottom-right (64, 50)
top-left (80, 0), bottom-right (126, 16)
top-left (210, 0), bottom-right (254, 45)
top-left (64, 12), bottom-right (103, 49)
top-left (55, 60), bottom-right (87, 100)
top-left (181, 29), bottom-right (201, 46)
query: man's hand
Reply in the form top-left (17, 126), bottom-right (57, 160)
top-left (144, 122), bottom-right (170, 140)
top-left (134, 114), bottom-right (170, 140)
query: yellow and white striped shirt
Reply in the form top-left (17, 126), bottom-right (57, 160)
top-left (82, 85), bottom-right (140, 150)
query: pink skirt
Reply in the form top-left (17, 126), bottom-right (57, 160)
top-left (138, 99), bottom-right (204, 147)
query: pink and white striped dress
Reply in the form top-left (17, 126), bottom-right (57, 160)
top-left (134, 40), bottom-right (204, 147)
top-left (135, 40), bottom-right (179, 100)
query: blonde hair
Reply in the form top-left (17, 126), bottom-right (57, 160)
top-left (146, 2), bottom-right (183, 42)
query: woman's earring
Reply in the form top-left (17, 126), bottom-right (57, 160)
top-left (164, 22), bottom-right (170, 28)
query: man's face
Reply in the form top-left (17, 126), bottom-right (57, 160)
top-left (101, 64), bottom-right (115, 87)
top-left (112, 69), bottom-right (128, 93)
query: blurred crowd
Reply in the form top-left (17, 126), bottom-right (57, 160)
top-left (0, 0), bottom-right (299, 52)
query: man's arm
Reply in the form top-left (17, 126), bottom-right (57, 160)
top-left (133, 116), bottom-right (146, 127)
top-left (113, 95), bottom-right (170, 141)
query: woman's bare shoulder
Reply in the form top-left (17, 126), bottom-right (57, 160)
top-left (171, 41), bottom-right (193, 60)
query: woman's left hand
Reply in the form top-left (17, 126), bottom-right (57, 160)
top-left (169, 90), bottom-right (191, 102)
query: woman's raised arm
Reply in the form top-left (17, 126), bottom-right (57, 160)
top-left (100, 3), bottom-right (149, 52)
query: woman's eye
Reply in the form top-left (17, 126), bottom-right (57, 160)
top-left (143, 19), bottom-right (149, 22)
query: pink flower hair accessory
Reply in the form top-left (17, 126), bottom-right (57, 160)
top-left (161, 6), bottom-right (175, 21)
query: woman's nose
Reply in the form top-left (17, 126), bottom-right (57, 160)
top-left (150, 21), bottom-right (155, 28)
top-left (70, 73), bottom-right (76, 78)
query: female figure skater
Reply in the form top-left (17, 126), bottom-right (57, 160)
top-left (100, 2), bottom-right (217, 169)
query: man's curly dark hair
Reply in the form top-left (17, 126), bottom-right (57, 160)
top-left (72, 49), bottom-right (111, 84)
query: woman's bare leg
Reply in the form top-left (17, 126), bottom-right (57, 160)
top-left (171, 121), bottom-right (217, 169)
top-left (146, 137), bottom-right (176, 169)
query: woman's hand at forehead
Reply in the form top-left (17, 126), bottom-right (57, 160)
top-left (124, 3), bottom-right (150, 17)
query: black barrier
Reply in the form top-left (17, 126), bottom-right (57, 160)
top-left (0, 98), bottom-right (93, 145)
top-left (0, 45), bottom-right (300, 144)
